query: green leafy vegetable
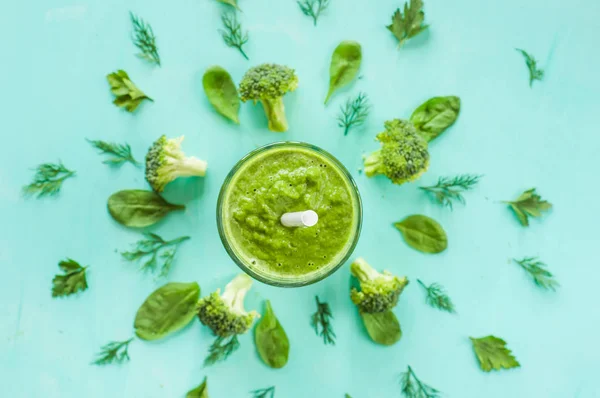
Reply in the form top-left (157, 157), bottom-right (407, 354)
top-left (203, 66), bottom-right (240, 124)
top-left (23, 162), bottom-right (75, 198)
top-left (400, 365), bottom-right (440, 398)
top-left (87, 139), bottom-right (139, 166)
top-left (516, 49), bottom-right (544, 87)
top-left (297, 0), bottom-right (330, 26)
top-left (122, 232), bottom-right (190, 277)
top-left (130, 12), bottom-right (160, 66)
top-left (387, 0), bottom-right (428, 49)
top-left (106, 70), bottom-right (153, 112)
top-left (470, 335), bottom-right (520, 372)
top-left (220, 12), bottom-right (249, 60)
top-left (215, 0), bottom-right (240, 11)
top-left (254, 300), bottom-right (290, 369)
top-left (394, 215), bottom-right (447, 254)
top-left (338, 92), bottom-right (370, 135)
top-left (134, 282), bottom-right (201, 341)
top-left (420, 174), bottom-right (481, 209)
top-left (205, 335), bottom-right (240, 366)
top-left (186, 377), bottom-right (209, 398)
top-left (92, 338), bottom-right (134, 365)
top-left (417, 279), bottom-right (455, 313)
top-left (250, 386), bottom-right (275, 398)
top-left (311, 296), bottom-right (336, 345)
top-left (107, 189), bottom-right (185, 228)
top-left (503, 188), bottom-right (552, 227)
top-left (345, 395), bottom-right (352, 398)
top-left (52, 258), bottom-right (89, 298)
top-left (325, 41), bottom-right (362, 104)
top-left (410, 96), bottom-right (460, 142)
top-left (513, 257), bottom-right (558, 291)
top-left (361, 311), bottom-right (402, 346)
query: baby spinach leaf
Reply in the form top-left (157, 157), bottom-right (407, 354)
top-left (215, 0), bottom-right (240, 11)
top-left (325, 41), bottom-right (362, 104)
top-left (410, 96), bottom-right (460, 142)
top-left (394, 215), bottom-right (447, 254)
top-left (134, 282), bottom-right (200, 341)
top-left (186, 377), bottom-right (209, 398)
top-left (203, 66), bottom-right (240, 124)
top-left (107, 189), bottom-right (185, 228)
top-left (361, 311), bottom-right (401, 346)
top-left (255, 300), bottom-right (290, 369)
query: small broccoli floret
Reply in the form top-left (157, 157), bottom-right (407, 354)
top-left (350, 257), bottom-right (409, 314)
top-left (197, 274), bottom-right (260, 338)
top-left (239, 63), bottom-right (299, 132)
top-left (145, 135), bottom-right (207, 192)
top-left (363, 119), bottom-right (430, 185)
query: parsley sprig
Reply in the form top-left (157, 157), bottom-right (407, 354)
top-left (503, 188), bottom-right (552, 226)
top-left (387, 0), bottom-right (428, 48)
top-left (52, 259), bottom-right (89, 297)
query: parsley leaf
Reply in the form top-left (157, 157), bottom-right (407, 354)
top-left (106, 70), bottom-right (153, 112)
top-left (386, 0), bottom-right (428, 48)
top-left (516, 49), bottom-right (543, 87)
top-left (503, 188), bottom-right (552, 226)
top-left (52, 258), bottom-right (89, 297)
top-left (513, 257), bottom-right (558, 291)
top-left (470, 335), bottom-right (520, 372)
top-left (92, 338), bottom-right (134, 365)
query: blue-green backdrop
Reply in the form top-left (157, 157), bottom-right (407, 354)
top-left (1, 0), bottom-right (599, 397)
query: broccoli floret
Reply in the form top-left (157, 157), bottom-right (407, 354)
top-left (363, 119), bottom-right (430, 185)
top-left (350, 257), bottom-right (408, 314)
top-left (239, 63), bottom-right (299, 132)
top-left (145, 135), bottom-right (207, 192)
top-left (197, 274), bottom-right (260, 337)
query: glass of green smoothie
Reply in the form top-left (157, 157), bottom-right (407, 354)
top-left (217, 142), bottom-right (362, 287)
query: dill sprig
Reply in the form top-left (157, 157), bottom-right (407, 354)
top-left (204, 335), bottom-right (240, 366)
top-left (92, 338), bottom-right (134, 365)
top-left (297, 0), bottom-right (330, 26)
top-left (220, 12), bottom-right (249, 60)
top-left (310, 296), bottom-right (336, 345)
top-left (513, 257), bottom-right (558, 291)
top-left (516, 49), bottom-right (543, 87)
top-left (23, 161), bottom-right (75, 198)
top-left (52, 258), bottom-right (89, 298)
top-left (337, 92), bottom-right (370, 135)
top-left (420, 174), bottom-right (481, 209)
top-left (400, 365), bottom-right (441, 398)
top-left (250, 386), bottom-right (275, 398)
top-left (87, 139), bottom-right (139, 167)
top-left (130, 12), bottom-right (160, 66)
top-left (121, 233), bottom-right (190, 278)
top-left (417, 279), bottom-right (455, 313)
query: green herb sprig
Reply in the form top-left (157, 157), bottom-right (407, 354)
top-left (310, 296), bottom-right (336, 345)
top-left (338, 92), bottom-right (370, 135)
top-left (121, 233), bottom-right (190, 278)
top-left (52, 259), bottom-right (89, 297)
top-left (417, 279), bottom-right (455, 313)
top-left (204, 335), bottom-right (240, 366)
top-left (297, 0), bottom-right (330, 26)
top-left (250, 386), bottom-right (275, 398)
top-left (92, 338), bottom-right (134, 365)
top-left (400, 365), bottom-right (440, 398)
top-left (87, 139), bottom-right (139, 167)
top-left (516, 49), bottom-right (543, 87)
top-left (107, 70), bottom-right (153, 113)
top-left (130, 12), bottom-right (160, 66)
top-left (420, 174), bottom-right (481, 209)
top-left (513, 257), bottom-right (558, 291)
top-left (23, 162), bottom-right (75, 198)
top-left (503, 188), bottom-right (552, 226)
top-left (387, 0), bottom-right (428, 48)
top-left (220, 12), bottom-right (249, 60)
top-left (470, 335), bottom-right (520, 372)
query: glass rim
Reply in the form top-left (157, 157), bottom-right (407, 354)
top-left (216, 141), bottom-right (363, 288)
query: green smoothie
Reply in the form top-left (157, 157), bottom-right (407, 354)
top-left (218, 143), bottom-right (361, 285)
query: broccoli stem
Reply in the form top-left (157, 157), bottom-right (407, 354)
top-left (350, 258), bottom-right (380, 282)
top-left (173, 157), bottom-right (207, 177)
top-left (221, 274), bottom-right (253, 314)
top-left (260, 98), bottom-right (288, 132)
top-left (362, 150), bottom-right (384, 178)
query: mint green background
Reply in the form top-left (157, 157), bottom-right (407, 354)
top-left (1, 0), bottom-right (599, 397)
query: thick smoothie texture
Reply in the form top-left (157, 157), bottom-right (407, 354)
top-left (220, 144), bottom-right (360, 282)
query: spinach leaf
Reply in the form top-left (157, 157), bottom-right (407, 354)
top-left (361, 311), bottom-right (401, 346)
top-left (134, 282), bottom-right (200, 341)
top-left (410, 96), bottom-right (460, 142)
top-left (203, 66), bottom-right (240, 124)
top-left (394, 215), bottom-right (447, 253)
top-left (107, 189), bottom-right (185, 228)
top-left (186, 377), bottom-right (209, 398)
top-left (325, 41), bottom-right (362, 104)
top-left (255, 300), bottom-right (290, 369)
